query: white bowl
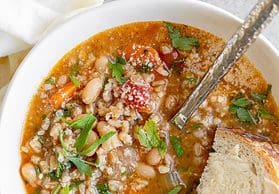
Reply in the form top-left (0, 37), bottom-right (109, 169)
top-left (1, 0), bottom-right (279, 193)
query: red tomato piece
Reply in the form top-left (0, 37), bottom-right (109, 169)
top-left (124, 44), bottom-right (163, 67)
top-left (121, 78), bottom-right (152, 113)
top-left (159, 48), bottom-right (184, 69)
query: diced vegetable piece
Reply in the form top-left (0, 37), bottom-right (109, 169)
top-left (50, 82), bottom-right (77, 109)
top-left (122, 78), bottom-right (152, 113)
top-left (124, 44), bottom-right (168, 77)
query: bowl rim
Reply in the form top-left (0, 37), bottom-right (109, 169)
top-left (1, 0), bottom-right (279, 193)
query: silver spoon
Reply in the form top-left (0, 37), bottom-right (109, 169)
top-left (172, 0), bottom-right (279, 130)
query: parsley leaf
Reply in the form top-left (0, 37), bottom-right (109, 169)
top-left (251, 84), bottom-right (272, 102)
top-left (69, 63), bottom-right (81, 87)
top-left (251, 93), bottom-right (266, 102)
top-left (79, 131), bottom-right (116, 155)
top-left (168, 185), bottom-right (182, 194)
top-left (45, 77), bottom-right (55, 85)
top-left (52, 185), bottom-right (61, 194)
top-left (65, 155), bottom-right (92, 177)
top-left (69, 180), bottom-right (85, 191)
top-left (59, 130), bottom-right (69, 152)
top-left (70, 113), bottom-right (96, 152)
top-left (164, 22), bottom-right (199, 51)
top-left (136, 119), bottom-right (167, 156)
top-left (170, 136), bottom-right (184, 157)
top-left (231, 96), bottom-right (250, 108)
top-left (96, 182), bottom-right (111, 194)
top-left (259, 107), bottom-right (277, 120)
top-left (236, 107), bottom-right (255, 124)
top-left (47, 160), bottom-right (65, 181)
top-left (60, 185), bottom-right (70, 194)
top-left (108, 57), bottom-right (127, 84)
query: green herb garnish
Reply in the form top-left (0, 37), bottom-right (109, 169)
top-left (164, 22), bottom-right (199, 51)
top-left (79, 131), bottom-right (116, 155)
top-left (96, 182), bottom-right (111, 194)
top-left (259, 107), bottom-right (277, 120)
top-left (186, 77), bottom-right (198, 83)
top-left (108, 57), bottom-right (127, 84)
top-left (170, 136), bottom-right (184, 157)
top-left (136, 119), bottom-right (167, 156)
top-left (229, 95), bottom-right (256, 124)
top-left (65, 155), bottom-right (92, 177)
top-left (59, 185), bottom-right (70, 194)
top-left (52, 185), bottom-right (61, 194)
top-left (231, 95), bottom-right (251, 108)
top-left (251, 84), bottom-right (272, 102)
top-left (59, 130), bottom-right (69, 152)
top-left (69, 180), bottom-right (85, 191)
top-left (70, 113), bottom-right (96, 152)
top-left (45, 77), bottom-right (55, 85)
top-left (63, 108), bottom-right (72, 117)
top-left (35, 165), bottom-right (41, 175)
top-left (192, 123), bottom-right (203, 129)
top-left (69, 63), bottom-right (80, 87)
top-left (236, 107), bottom-right (255, 124)
top-left (168, 185), bottom-right (182, 194)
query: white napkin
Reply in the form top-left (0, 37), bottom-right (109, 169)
top-left (0, 0), bottom-right (104, 107)
top-left (0, 0), bottom-right (104, 57)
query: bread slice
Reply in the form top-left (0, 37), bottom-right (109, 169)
top-left (197, 127), bottom-right (279, 194)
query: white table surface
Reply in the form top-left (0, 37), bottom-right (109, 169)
top-left (105, 0), bottom-right (279, 51)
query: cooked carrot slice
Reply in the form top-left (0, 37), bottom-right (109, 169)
top-left (50, 82), bottom-right (77, 109)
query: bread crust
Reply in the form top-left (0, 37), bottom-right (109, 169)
top-left (217, 127), bottom-right (279, 184)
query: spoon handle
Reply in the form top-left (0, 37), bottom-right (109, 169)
top-left (172, 0), bottom-right (279, 129)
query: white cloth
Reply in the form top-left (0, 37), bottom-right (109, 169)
top-left (0, 0), bottom-right (104, 57)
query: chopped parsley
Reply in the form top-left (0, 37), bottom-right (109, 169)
top-left (168, 185), bottom-right (183, 194)
top-left (59, 185), bottom-right (70, 194)
top-left (229, 85), bottom-right (277, 124)
top-left (164, 21), bottom-right (199, 51)
top-left (69, 63), bottom-right (81, 87)
top-left (259, 107), bottom-right (277, 120)
top-left (79, 131), bottom-right (116, 155)
top-left (229, 95), bottom-right (256, 124)
top-left (47, 161), bottom-right (65, 181)
top-left (65, 155), bottom-right (92, 177)
top-left (69, 113), bottom-right (96, 152)
top-left (108, 57), bottom-right (127, 84)
top-left (170, 136), bottom-right (184, 157)
top-left (69, 180), bottom-right (85, 190)
top-left (136, 119), bottom-right (167, 156)
top-left (52, 185), bottom-right (61, 194)
top-left (45, 77), bottom-right (55, 85)
top-left (96, 182), bottom-right (111, 194)
top-left (251, 84), bottom-right (272, 102)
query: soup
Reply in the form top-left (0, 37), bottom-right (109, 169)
top-left (20, 21), bottom-right (279, 194)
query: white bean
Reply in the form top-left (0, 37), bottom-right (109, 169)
top-left (81, 77), bottom-right (103, 104)
top-left (50, 123), bottom-right (62, 142)
top-left (146, 148), bottom-right (161, 166)
top-left (21, 163), bottom-right (37, 186)
top-left (135, 162), bottom-right (156, 179)
top-left (95, 56), bottom-right (109, 74)
top-left (84, 130), bottom-right (99, 156)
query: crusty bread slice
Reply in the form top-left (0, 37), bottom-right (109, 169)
top-left (197, 128), bottom-right (279, 194)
